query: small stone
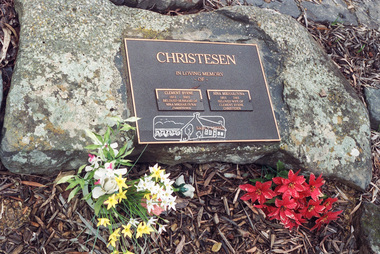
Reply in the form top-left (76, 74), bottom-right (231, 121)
top-left (364, 86), bottom-right (380, 131)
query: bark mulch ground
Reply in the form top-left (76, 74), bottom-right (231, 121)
top-left (1, 0), bottom-right (380, 253)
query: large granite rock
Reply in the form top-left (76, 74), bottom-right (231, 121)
top-left (0, 0), bottom-right (371, 190)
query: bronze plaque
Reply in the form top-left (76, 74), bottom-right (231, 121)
top-left (124, 38), bottom-right (280, 144)
top-left (207, 89), bottom-right (253, 111)
top-left (156, 89), bottom-right (204, 111)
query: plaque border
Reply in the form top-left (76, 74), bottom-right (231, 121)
top-left (124, 38), bottom-right (281, 144)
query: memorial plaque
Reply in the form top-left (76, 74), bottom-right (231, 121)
top-left (124, 38), bottom-right (280, 144)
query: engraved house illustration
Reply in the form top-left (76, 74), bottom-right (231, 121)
top-left (180, 113), bottom-right (226, 141)
top-left (153, 113), bottom-right (227, 141)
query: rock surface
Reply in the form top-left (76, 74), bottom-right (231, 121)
top-left (242, 0), bottom-right (380, 30)
top-left (301, 0), bottom-right (358, 26)
top-left (364, 87), bottom-right (380, 131)
top-left (245, 0), bottom-right (300, 18)
top-left (354, 202), bottom-right (380, 254)
top-left (0, 0), bottom-right (372, 190)
top-left (109, 0), bottom-right (202, 12)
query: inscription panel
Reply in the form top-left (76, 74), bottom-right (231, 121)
top-left (156, 89), bottom-right (204, 111)
top-left (124, 38), bottom-right (280, 144)
top-left (207, 89), bottom-right (253, 111)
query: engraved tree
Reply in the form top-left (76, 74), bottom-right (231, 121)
top-left (184, 124), bottom-right (194, 140)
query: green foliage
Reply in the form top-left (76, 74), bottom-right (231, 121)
top-left (249, 160), bottom-right (289, 184)
top-left (56, 116), bottom-right (138, 203)
top-left (331, 17), bottom-right (343, 26)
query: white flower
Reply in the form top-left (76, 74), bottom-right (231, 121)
top-left (147, 217), bottom-right (158, 226)
top-left (166, 197), bottom-right (177, 211)
top-left (85, 165), bottom-right (94, 172)
top-left (92, 176), bottom-right (119, 199)
top-left (146, 199), bottom-right (154, 214)
top-left (110, 142), bottom-right (119, 155)
top-left (175, 175), bottom-right (187, 186)
top-left (137, 176), bottom-right (155, 191)
top-left (88, 154), bottom-right (101, 168)
top-left (182, 184), bottom-right (195, 198)
top-left (128, 218), bottom-right (139, 227)
top-left (158, 224), bottom-right (167, 234)
top-left (91, 164), bottom-right (127, 199)
top-left (175, 175), bottom-right (195, 198)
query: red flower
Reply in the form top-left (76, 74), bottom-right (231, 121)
top-left (274, 170), bottom-right (306, 199)
top-left (239, 181), bottom-right (276, 205)
top-left (294, 197), bottom-right (308, 210)
top-left (299, 199), bottom-right (325, 219)
top-left (322, 197), bottom-right (338, 211)
top-left (268, 196), bottom-right (297, 221)
top-left (311, 210), bottom-right (343, 231)
top-left (282, 213), bottom-right (306, 230)
top-left (305, 174), bottom-right (325, 201)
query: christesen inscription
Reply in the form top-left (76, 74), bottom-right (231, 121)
top-left (207, 89), bottom-right (253, 111)
top-left (156, 52), bottom-right (236, 65)
top-left (155, 89), bottom-right (204, 111)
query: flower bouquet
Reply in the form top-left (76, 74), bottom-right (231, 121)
top-left (239, 167), bottom-right (342, 231)
top-left (57, 117), bottom-right (177, 253)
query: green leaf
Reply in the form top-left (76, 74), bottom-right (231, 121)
top-left (77, 164), bottom-right (87, 174)
top-left (124, 116), bottom-right (140, 122)
top-left (82, 192), bottom-right (92, 201)
top-left (123, 147), bottom-right (134, 158)
top-left (109, 145), bottom-right (115, 158)
top-left (94, 195), bottom-right (109, 216)
top-left (249, 178), bottom-right (265, 184)
top-left (116, 143), bottom-right (128, 158)
top-left (85, 129), bottom-right (102, 144)
top-left (276, 160), bottom-right (285, 172)
top-left (278, 170), bottom-right (289, 179)
top-left (265, 197), bottom-right (276, 204)
top-left (120, 124), bottom-right (135, 132)
top-left (119, 159), bottom-right (133, 166)
top-left (104, 127), bottom-right (111, 144)
top-left (85, 144), bottom-right (102, 150)
top-left (68, 186), bottom-right (81, 202)
top-left (55, 175), bottom-right (75, 185)
top-left (78, 179), bottom-right (86, 189)
top-left (66, 180), bottom-right (80, 191)
top-left (109, 116), bottom-right (123, 123)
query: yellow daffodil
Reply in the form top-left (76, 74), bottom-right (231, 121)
top-left (136, 222), bottom-right (154, 238)
top-left (122, 223), bottom-right (132, 238)
top-left (123, 251), bottom-right (134, 254)
top-left (104, 194), bottom-right (118, 210)
top-left (107, 238), bottom-right (117, 248)
top-left (143, 193), bottom-right (151, 200)
top-left (115, 174), bottom-right (128, 190)
top-left (108, 228), bottom-right (121, 247)
top-left (116, 189), bottom-right (128, 202)
top-left (112, 250), bottom-right (120, 254)
top-left (97, 218), bottom-right (111, 227)
top-left (149, 164), bottom-right (164, 180)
